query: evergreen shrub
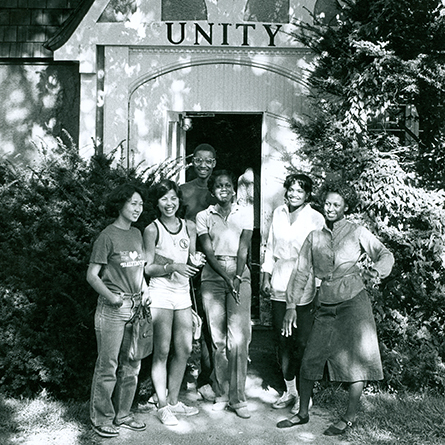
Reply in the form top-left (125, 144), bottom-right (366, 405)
top-left (0, 138), bottom-right (178, 399)
top-left (356, 153), bottom-right (445, 393)
top-left (287, 0), bottom-right (445, 393)
top-left (291, 118), bottom-right (445, 393)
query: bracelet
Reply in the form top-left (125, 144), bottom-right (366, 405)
top-left (164, 263), bottom-right (169, 273)
top-left (235, 274), bottom-right (243, 281)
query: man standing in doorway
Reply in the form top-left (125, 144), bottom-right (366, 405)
top-left (180, 143), bottom-right (217, 401)
top-left (181, 143), bottom-right (217, 221)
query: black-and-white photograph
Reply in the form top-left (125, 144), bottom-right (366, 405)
top-left (1, 1), bottom-right (444, 444)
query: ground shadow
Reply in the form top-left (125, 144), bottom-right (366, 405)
top-left (248, 326), bottom-right (283, 393)
top-left (0, 396), bottom-right (18, 445)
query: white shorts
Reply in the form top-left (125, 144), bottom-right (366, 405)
top-left (148, 287), bottom-right (191, 310)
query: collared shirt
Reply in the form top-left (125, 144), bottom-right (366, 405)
top-left (262, 203), bottom-right (325, 300)
top-left (196, 204), bottom-right (253, 256)
top-left (287, 218), bottom-right (394, 307)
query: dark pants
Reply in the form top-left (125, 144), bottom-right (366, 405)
top-left (271, 300), bottom-right (314, 395)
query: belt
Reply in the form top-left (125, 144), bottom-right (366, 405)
top-left (120, 292), bottom-right (142, 300)
top-left (322, 271), bottom-right (359, 282)
top-left (215, 255), bottom-right (237, 260)
top-left (320, 301), bottom-right (343, 307)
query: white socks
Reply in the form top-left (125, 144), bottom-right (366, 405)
top-left (285, 378), bottom-right (298, 396)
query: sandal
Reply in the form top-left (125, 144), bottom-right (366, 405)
top-left (276, 413), bottom-right (309, 429)
top-left (115, 418), bottom-right (146, 431)
top-left (92, 424), bottom-right (119, 438)
top-left (323, 417), bottom-right (354, 436)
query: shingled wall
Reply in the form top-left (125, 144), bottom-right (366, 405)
top-left (0, 1), bottom-right (82, 164)
top-left (0, 0), bottom-right (82, 58)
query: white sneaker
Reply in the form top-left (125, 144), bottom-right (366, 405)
top-left (148, 393), bottom-right (158, 404)
top-left (272, 391), bottom-right (297, 409)
top-left (290, 397), bottom-right (313, 415)
top-left (212, 396), bottom-right (229, 411)
top-left (168, 401), bottom-right (199, 416)
top-left (157, 406), bottom-right (178, 426)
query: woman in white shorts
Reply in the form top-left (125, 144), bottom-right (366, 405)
top-left (144, 180), bottom-right (204, 426)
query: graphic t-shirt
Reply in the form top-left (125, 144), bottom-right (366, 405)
top-left (89, 224), bottom-right (145, 295)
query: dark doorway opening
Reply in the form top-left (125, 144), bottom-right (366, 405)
top-left (185, 113), bottom-right (262, 321)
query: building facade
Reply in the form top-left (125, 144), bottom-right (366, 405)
top-left (3, 0), bottom-right (339, 321)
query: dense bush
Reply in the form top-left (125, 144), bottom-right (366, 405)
top-left (0, 138), bottom-right (178, 399)
top-left (356, 153), bottom-right (445, 392)
top-left (290, 121), bottom-right (445, 393)
top-left (286, 0), bottom-right (445, 393)
top-left (290, 99), bottom-right (445, 393)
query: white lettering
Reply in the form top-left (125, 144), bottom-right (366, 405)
top-left (120, 261), bottom-right (145, 268)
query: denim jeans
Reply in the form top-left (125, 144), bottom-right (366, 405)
top-left (201, 258), bottom-right (251, 409)
top-left (90, 295), bottom-right (142, 427)
top-left (301, 290), bottom-right (383, 382)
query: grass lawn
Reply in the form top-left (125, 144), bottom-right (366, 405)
top-left (0, 391), bottom-right (100, 445)
top-left (315, 385), bottom-right (445, 444)
top-left (1, 387), bottom-right (444, 445)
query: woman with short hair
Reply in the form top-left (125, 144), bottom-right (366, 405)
top-left (262, 174), bottom-right (324, 413)
top-left (196, 170), bottom-right (253, 419)
top-left (278, 180), bottom-right (394, 436)
top-left (144, 179), bottom-right (202, 426)
top-left (87, 183), bottom-right (148, 438)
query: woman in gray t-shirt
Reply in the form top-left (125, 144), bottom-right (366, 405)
top-left (87, 184), bottom-right (148, 438)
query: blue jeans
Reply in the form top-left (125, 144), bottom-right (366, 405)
top-left (201, 259), bottom-right (251, 409)
top-left (90, 295), bottom-right (142, 427)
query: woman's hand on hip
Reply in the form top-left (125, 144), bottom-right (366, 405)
top-left (282, 308), bottom-right (297, 337)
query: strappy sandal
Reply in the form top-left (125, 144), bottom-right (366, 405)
top-left (115, 418), bottom-right (146, 431)
top-left (92, 424), bottom-right (119, 438)
top-left (323, 417), bottom-right (354, 436)
top-left (276, 413), bottom-right (309, 428)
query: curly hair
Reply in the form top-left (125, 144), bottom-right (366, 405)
top-left (149, 179), bottom-right (184, 218)
top-left (318, 179), bottom-right (358, 214)
top-left (105, 183), bottom-right (145, 217)
top-left (283, 173), bottom-right (314, 202)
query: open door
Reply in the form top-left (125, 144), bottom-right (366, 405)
top-left (165, 111), bottom-right (298, 325)
top-left (182, 113), bottom-right (263, 321)
top-left (165, 111), bottom-right (187, 182)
